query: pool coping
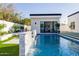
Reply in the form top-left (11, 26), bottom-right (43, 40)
top-left (59, 34), bottom-right (79, 43)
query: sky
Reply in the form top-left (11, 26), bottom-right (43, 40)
top-left (14, 3), bottom-right (79, 24)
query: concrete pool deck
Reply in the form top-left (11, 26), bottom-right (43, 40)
top-left (60, 32), bottom-right (79, 40)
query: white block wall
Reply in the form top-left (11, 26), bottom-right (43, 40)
top-left (0, 20), bottom-right (14, 32)
top-left (0, 20), bottom-right (24, 32)
top-left (0, 20), bottom-right (20, 44)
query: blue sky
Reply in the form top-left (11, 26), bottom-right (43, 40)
top-left (14, 3), bottom-right (79, 24)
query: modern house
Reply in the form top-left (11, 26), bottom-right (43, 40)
top-left (30, 14), bottom-right (62, 34)
top-left (68, 11), bottom-right (79, 33)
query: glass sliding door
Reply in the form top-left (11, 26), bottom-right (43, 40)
top-left (52, 21), bottom-right (60, 33)
top-left (40, 21), bottom-right (60, 33)
top-left (40, 21), bottom-right (44, 33)
top-left (52, 21), bottom-right (54, 33)
top-left (44, 21), bottom-right (51, 33)
top-left (55, 21), bottom-right (60, 33)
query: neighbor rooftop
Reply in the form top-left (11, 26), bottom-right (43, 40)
top-left (68, 11), bottom-right (79, 17)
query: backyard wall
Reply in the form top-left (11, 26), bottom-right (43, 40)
top-left (0, 20), bottom-right (24, 32)
top-left (0, 20), bottom-right (15, 32)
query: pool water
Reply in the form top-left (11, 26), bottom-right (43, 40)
top-left (28, 34), bottom-right (79, 56)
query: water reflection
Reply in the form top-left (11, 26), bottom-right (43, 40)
top-left (69, 42), bottom-right (79, 55)
top-left (60, 37), bottom-right (79, 56)
top-left (33, 34), bottom-right (60, 56)
top-left (29, 34), bottom-right (79, 56)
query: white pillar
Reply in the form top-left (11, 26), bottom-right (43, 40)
top-left (19, 33), bottom-right (25, 56)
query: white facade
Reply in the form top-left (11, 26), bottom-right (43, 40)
top-left (60, 24), bottom-right (70, 32)
top-left (68, 11), bottom-right (79, 33)
top-left (31, 14), bottom-right (61, 34)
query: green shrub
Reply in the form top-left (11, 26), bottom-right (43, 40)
top-left (0, 24), bottom-right (5, 30)
top-left (0, 32), bottom-right (8, 36)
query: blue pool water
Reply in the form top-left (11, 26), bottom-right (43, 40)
top-left (28, 34), bottom-right (79, 56)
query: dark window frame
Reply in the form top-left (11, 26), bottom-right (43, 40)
top-left (69, 22), bottom-right (75, 30)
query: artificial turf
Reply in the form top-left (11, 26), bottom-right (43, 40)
top-left (0, 44), bottom-right (19, 56)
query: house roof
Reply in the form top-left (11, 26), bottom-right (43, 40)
top-left (30, 14), bottom-right (62, 16)
top-left (68, 11), bottom-right (79, 17)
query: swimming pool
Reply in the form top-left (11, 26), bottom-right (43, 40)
top-left (28, 34), bottom-right (79, 56)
